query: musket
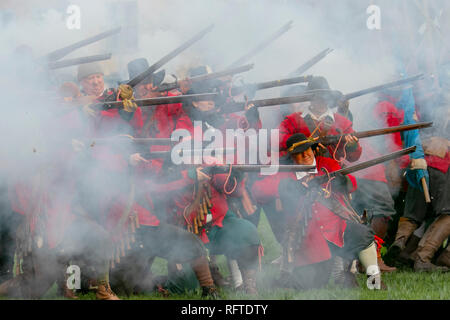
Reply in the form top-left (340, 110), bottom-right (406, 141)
top-left (127, 24), bottom-right (214, 88)
top-left (317, 122), bottom-right (433, 146)
top-left (87, 137), bottom-right (174, 147)
top-left (222, 92), bottom-right (318, 113)
top-left (312, 146), bottom-right (417, 186)
top-left (42, 27), bottom-right (122, 62)
top-left (48, 53), bottom-right (112, 69)
top-left (157, 64), bottom-right (254, 92)
top-left (230, 75), bottom-right (312, 96)
top-left (343, 73), bottom-right (425, 100)
top-left (224, 73), bottom-right (425, 113)
top-left (227, 20), bottom-right (293, 68)
top-left (142, 148), bottom-right (236, 159)
top-left (93, 93), bottom-right (218, 110)
top-left (210, 164), bottom-right (316, 173)
top-left (288, 48), bottom-right (334, 77)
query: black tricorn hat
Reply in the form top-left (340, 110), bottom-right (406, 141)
top-left (286, 133), bottom-right (318, 155)
top-left (127, 58), bottom-right (165, 86)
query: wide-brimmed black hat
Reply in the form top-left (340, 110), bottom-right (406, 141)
top-left (127, 58), bottom-right (165, 86)
top-left (305, 76), bottom-right (342, 106)
top-left (286, 133), bottom-right (318, 155)
top-left (307, 76), bottom-right (330, 91)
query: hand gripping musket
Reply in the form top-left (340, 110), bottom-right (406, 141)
top-left (47, 53), bottom-right (112, 70)
top-left (41, 27), bottom-right (122, 62)
top-left (157, 64), bottom-right (254, 92)
top-left (92, 92), bottom-right (218, 110)
top-left (284, 146), bottom-right (417, 265)
top-left (288, 48), bottom-right (334, 77)
top-left (316, 122), bottom-right (433, 146)
top-left (126, 24), bottom-right (214, 88)
top-left (227, 20), bottom-right (293, 68)
top-left (230, 75), bottom-right (313, 96)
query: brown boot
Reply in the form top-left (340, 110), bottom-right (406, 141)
top-left (60, 272), bottom-right (79, 299)
top-left (377, 255), bottom-right (397, 273)
top-left (209, 257), bottom-right (229, 288)
top-left (398, 234), bottom-right (421, 265)
top-left (95, 281), bottom-right (120, 300)
top-left (371, 217), bottom-right (396, 272)
top-left (414, 215), bottom-right (450, 272)
top-left (385, 218), bottom-right (418, 265)
top-left (436, 245), bottom-right (450, 268)
top-left (63, 285), bottom-right (79, 299)
top-left (241, 269), bottom-right (258, 295)
top-left (191, 256), bottom-right (218, 299)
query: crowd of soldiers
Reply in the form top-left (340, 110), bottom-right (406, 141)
top-left (0, 28), bottom-right (449, 300)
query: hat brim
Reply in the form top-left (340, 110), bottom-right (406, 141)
top-left (286, 141), bottom-right (318, 155)
top-left (307, 89), bottom-right (343, 108)
top-left (122, 69), bottom-right (166, 87)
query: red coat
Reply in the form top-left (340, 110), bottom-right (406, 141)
top-left (426, 152), bottom-right (450, 174)
top-left (279, 156), bottom-right (357, 267)
top-left (373, 99), bottom-right (409, 169)
top-left (150, 168), bottom-right (229, 243)
top-left (139, 91), bottom-right (193, 152)
top-left (8, 106), bottom-right (85, 248)
top-left (90, 91), bottom-right (162, 232)
top-left (345, 139), bottom-right (388, 183)
top-left (278, 111), bottom-right (362, 162)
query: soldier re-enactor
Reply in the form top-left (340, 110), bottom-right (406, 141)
top-left (277, 133), bottom-right (385, 289)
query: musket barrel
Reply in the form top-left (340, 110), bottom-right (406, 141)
top-left (231, 75), bottom-right (311, 96)
top-left (228, 20), bottom-right (293, 68)
top-left (211, 164), bottom-right (316, 173)
top-left (353, 122), bottom-right (433, 139)
top-left (48, 53), bottom-right (112, 69)
top-left (44, 27), bottom-right (121, 62)
top-left (127, 24), bottom-right (214, 88)
top-left (223, 92), bottom-right (316, 113)
top-left (96, 93), bottom-right (218, 109)
top-left (336, 146), bottom-right (416, 176)
top-left (157, 63), bottom-right (254, 92)
top-left (87, 137), bottom-right (173, 145)
top-left (319, 122), bottom-right (433, 145)
top-left (289, 48), bottom-right (334, 77)
top-left (343, 74), bottom-right (425, 100)
top-left (143, 148), bottom-right (235, 159)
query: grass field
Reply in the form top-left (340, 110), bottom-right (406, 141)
top-left (36, 211), bottom-right (450, 300)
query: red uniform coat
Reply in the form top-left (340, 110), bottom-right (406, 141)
top-left (279, 156), bottom-right (357, 267)
top-left (373, 99), bottom-right (409, 169)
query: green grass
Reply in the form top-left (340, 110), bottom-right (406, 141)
top-left (9, 211), bottom-right (450, 300)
